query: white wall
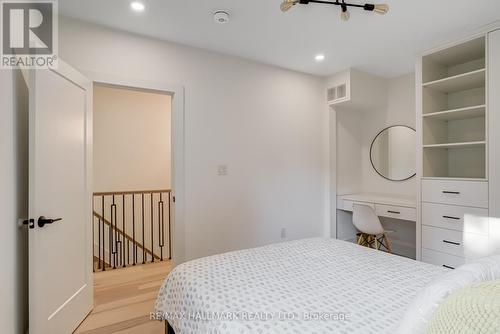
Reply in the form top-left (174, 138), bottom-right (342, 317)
top-left (329, 72), bottom-right (416, 257)
top-left (93, 85), bottom-right (171, 192)
top-left (360, 74), bottom-right (416, 196)
top-left (59, 17), bottom-right (329, 261)
top-left (331, 73), bottom-right (416, 197)
top-left (0, 69), bottom-right (29, 333)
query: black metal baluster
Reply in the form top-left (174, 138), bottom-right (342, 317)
top-left (111, 195), bottom-right (117, 269)
top-left (102, 195), bottom-right (106, 271)
top-left (159, 193), bottom-right (164, 261)
top-left (98, 198), bottom-right (102, 270)
top-left (151, 193), bottom-right (154, 263)
top-left (133, 194), bottom-right (136, 265)
top-left (92, 198), bottom-right (95, 272)
top-left (122, 194), bottom-right (126, 268)
top-left (116, 197), bottom-right (121, 267)
top-left (142, 193), bottom-right (145, 264)
top-left (168, 192), bottom-right (172, 260)
top-left (110, 196), bottom-right (113, 268)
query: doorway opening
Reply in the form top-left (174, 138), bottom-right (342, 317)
top-left (91, 84), bottom-right (173, 271)
top-left (75, 83), bottom-right (174, 333)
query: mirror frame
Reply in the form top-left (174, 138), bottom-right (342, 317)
top-left (369, 125), bottom-right (416, 182)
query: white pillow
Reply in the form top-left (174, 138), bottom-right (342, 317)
top-left (397, 255), bottom-right (500, 334)
top-left (458, 255), bottom-right (500, 281)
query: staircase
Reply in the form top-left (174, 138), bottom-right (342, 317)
top-left (92, 189), bottom-right (171, 272)
top-left (93, 256), bottom-right (110, 271)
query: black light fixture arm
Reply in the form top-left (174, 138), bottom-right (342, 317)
top-left (280, 0), bottom-right (388, 20)
top-left (298, 0), bottom-right (375, 11)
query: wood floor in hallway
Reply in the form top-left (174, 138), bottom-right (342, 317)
top-left (74, 261), bottom-right (172, 334)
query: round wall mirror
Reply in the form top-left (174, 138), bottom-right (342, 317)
top-left (370, 125), bottom-right (416, 181)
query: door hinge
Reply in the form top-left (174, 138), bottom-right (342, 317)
top-left (172, 196), bottom-right (176, 203)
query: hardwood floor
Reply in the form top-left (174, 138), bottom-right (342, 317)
top-left (74, 261), bottom-right (172, 334)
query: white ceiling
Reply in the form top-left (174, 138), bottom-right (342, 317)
top-left (60, 0), bottom-right (500, 78)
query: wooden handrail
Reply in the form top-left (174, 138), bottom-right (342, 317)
top-left (93, 211), bottom-right (160, 261)
top-left (93, 189), bottom-right (171, 196)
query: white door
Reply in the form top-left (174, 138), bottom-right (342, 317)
top-left (28, 60), bottom-right (93, 334)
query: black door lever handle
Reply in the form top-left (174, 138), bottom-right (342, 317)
top-left (38, 216), bottom-right (62, 228)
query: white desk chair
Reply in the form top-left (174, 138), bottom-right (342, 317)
top-left (352, 203), bottom-right (392, 253)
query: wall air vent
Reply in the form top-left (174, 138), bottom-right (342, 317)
top-left (327, 83), bottom-right (347, 104)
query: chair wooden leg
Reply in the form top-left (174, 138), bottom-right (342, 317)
top-left (361, 234), bottom-right (368, 247)
top-left (359, 233), bottom-right (367, 247)
top-left (366, 235), bottom-right (373, 248)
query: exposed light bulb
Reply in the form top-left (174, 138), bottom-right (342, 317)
top-left (373, 4), bottom-right (389, 14)
top-left (341, 5), bottom-right (350, 21)
top-left (315, 54), bottom-right (325, 62)
top-left (130, 1), bottom-right (145, 12)
top-left (281, 0), bottom-right (299, 12)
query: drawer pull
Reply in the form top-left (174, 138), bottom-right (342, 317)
top-left (443, 215), bottom-right (460, 220)
top-left (443, 240), bottom-right (461, 246)
top-left (442, 265), bottom-right (455, 270)
top-left (442, 191), bottom-right (460, 195)
top-left (387, 210), bottom-right (400, 214)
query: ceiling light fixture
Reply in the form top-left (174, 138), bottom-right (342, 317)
top-left (281, 0), bottom-right (299, 12)
top-left (130, 1), bottom-right (145, 12)
top-left (280, 0), bottom-right (389, 21)
top-left (315, 54), bottom-right (325, 62)
top-left (340, 2), bottom-right (350, 21)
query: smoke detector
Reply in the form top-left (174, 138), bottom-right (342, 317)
top-left (213, 11), bottom-right (230, 24)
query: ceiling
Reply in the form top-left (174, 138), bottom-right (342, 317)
top-left (59, 0), bottom-right (500, 78)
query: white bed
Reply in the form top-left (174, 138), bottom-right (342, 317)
top-left (154, 238), bottom-right (447, 334)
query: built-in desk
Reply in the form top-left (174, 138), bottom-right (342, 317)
top-left (337, 193), bottom-right (417, 221)
top-left (336, 193), bottom-right (417, 259)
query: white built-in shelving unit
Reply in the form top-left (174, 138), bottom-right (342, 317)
top-left (417, 29), bottom-right (500, 268)
top-left (421, 37), bottom-right (487, 179)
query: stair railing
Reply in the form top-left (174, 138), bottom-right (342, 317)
top-left (92, 189), bottom-right (171, 271)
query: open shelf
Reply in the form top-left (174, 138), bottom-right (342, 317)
top-left (421, 36), bottom-right (487, 180)
top-left (423, 145), bottom-right (486, 179)
top-left (423, 86), bottom-right (485, 115)
top-left (422, 177), bottom-right (487, 182)
top-left (423, 141), bottom-right (485, 149)
top-left (422, 105), bottom-right (485, 121)
top-left (422, 68), bottom-right (485, 93)
top-left (422, 37), bottom-right (485, 83)
top-left (423, 113), bottom-right (485, 145)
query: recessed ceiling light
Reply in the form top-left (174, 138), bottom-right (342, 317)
top-left (315, 54), bottom-right (325, 62)
top-left (130, 1), bottom-right (145, 12)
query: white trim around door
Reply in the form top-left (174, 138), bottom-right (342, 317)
top-left (84, 71), bottom-right (186, 266)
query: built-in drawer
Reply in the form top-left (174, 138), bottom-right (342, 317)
top-left (342, 200), bottom-right (374, 212)
top-left (422, 203), bottom-right (489, 235)
top-left (422, 248), bottom-right (466, 270)
top-left (421, 179), bottom-right (488, 208)
top-left (422, 225), bottom-right (491, 259)
top-left (375, 204), bottom-right (416, 221)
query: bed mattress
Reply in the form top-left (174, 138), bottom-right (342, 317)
top-left (155, 238), bottom-right (447, 333)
